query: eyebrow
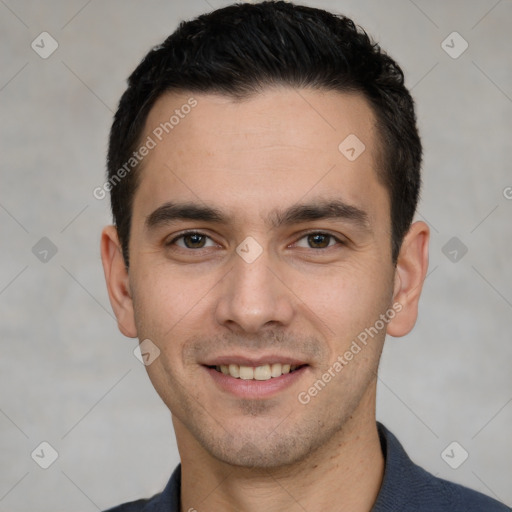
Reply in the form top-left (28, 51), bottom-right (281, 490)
top-left (269, 200), bottom-right (370, 230)
top-left (145, 199), bottom-right (370, 231)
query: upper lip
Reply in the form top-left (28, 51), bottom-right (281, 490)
top-left (202, 354), bottom-right (309, 367)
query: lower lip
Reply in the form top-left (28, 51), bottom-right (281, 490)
top-left (203, 365), bottom-right (309, 399)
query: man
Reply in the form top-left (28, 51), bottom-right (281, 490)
top-left (100, 2), bottom-right (509, 511)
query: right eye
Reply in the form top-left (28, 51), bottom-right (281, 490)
top-left (167, 231), bottom-right (217, 249)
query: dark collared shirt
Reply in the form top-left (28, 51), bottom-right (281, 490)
top-left (104, 423), bottom-right (510, 511)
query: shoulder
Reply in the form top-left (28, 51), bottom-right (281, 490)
top-left (102, 464), bottom-right (181, 512)
top-left (102, 496), bottom-right (160, 512)
top-left (375, 423), bottom-right (510, 512)
top-left (406, 462), bottom-right (510, 511)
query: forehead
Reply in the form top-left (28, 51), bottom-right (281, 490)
top-left (133, 87), bottom-right (388, 227)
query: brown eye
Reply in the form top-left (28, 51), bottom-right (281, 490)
top-left (307, 233), bottom-right (332, 248)
top-left (295, 232), bottom-right (340, 249)
top-left (168, 232), bottom-right (216, 249)
top-left (182, 233), bottom-right (206, 248)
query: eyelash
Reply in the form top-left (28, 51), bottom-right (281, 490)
top-left (166, 230), bottom-right (345, 250)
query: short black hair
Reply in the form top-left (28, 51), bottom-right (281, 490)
top-left (107, 0), bottom-right (422, 266)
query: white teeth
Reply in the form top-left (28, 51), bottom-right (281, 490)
top-left (254, 364), bottom-right (271, 380)
top-left (239, 366), bottom-right (254, 380)
top-left (228, 364), bottom-right (240, 378)
top-left (270, 363), bottom-right (282, 377)
top-left (214, 363), bottom-right (302, 380)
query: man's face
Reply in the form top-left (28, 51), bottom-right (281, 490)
top-left (125, 87), bottom-right (397, 467)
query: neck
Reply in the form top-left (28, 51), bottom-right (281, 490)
top-left (175, 385), bottom-right (384, 512)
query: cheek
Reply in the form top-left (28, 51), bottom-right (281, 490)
top-left (130, 268), bottom-right (203, 409)
top-left (129, 262), bottom-right (220, 394)
top-left (130, 261), bottom-right (214, 336)
top-left (292, 259), bottom-right (392, 336)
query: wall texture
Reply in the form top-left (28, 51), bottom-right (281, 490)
top-left (0, 0), bottom-right (511, 510)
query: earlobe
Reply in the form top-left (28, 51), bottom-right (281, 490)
top-left (387, 221), bottom-right (430, 338)
top-left (100, 225), bottom-right (138, 338)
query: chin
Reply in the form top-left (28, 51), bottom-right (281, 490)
top-left (211, 442), bottom-right (306, 469)
top-left (198, 423), bottom-right (334, 470)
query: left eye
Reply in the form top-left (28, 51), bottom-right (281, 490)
top-left (295, 233), bottom-right (340, 249)
top-left (171, 232), bottom-right (217, 249)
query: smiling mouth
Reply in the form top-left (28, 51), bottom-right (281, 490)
top-left (207, 363), bottom-right (307, 381)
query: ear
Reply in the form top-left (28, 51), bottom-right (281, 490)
top-left (100, 225), bottom-right (138, 338)
top-left (387, 221), bottom-right (430, 337)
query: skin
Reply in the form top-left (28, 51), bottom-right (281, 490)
top-left (101, 87), bottom-right (429, 512)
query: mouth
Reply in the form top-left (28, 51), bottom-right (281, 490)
top-left (206, 363), bottom-right (308, 381)
top-left (202, 359), bottom-right (310, 399)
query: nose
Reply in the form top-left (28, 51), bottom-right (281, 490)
top-left (214, 245), bottom-right (295, 334)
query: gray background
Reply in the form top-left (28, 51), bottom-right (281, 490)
top-left (1, 0), bottom-right (511, 510)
